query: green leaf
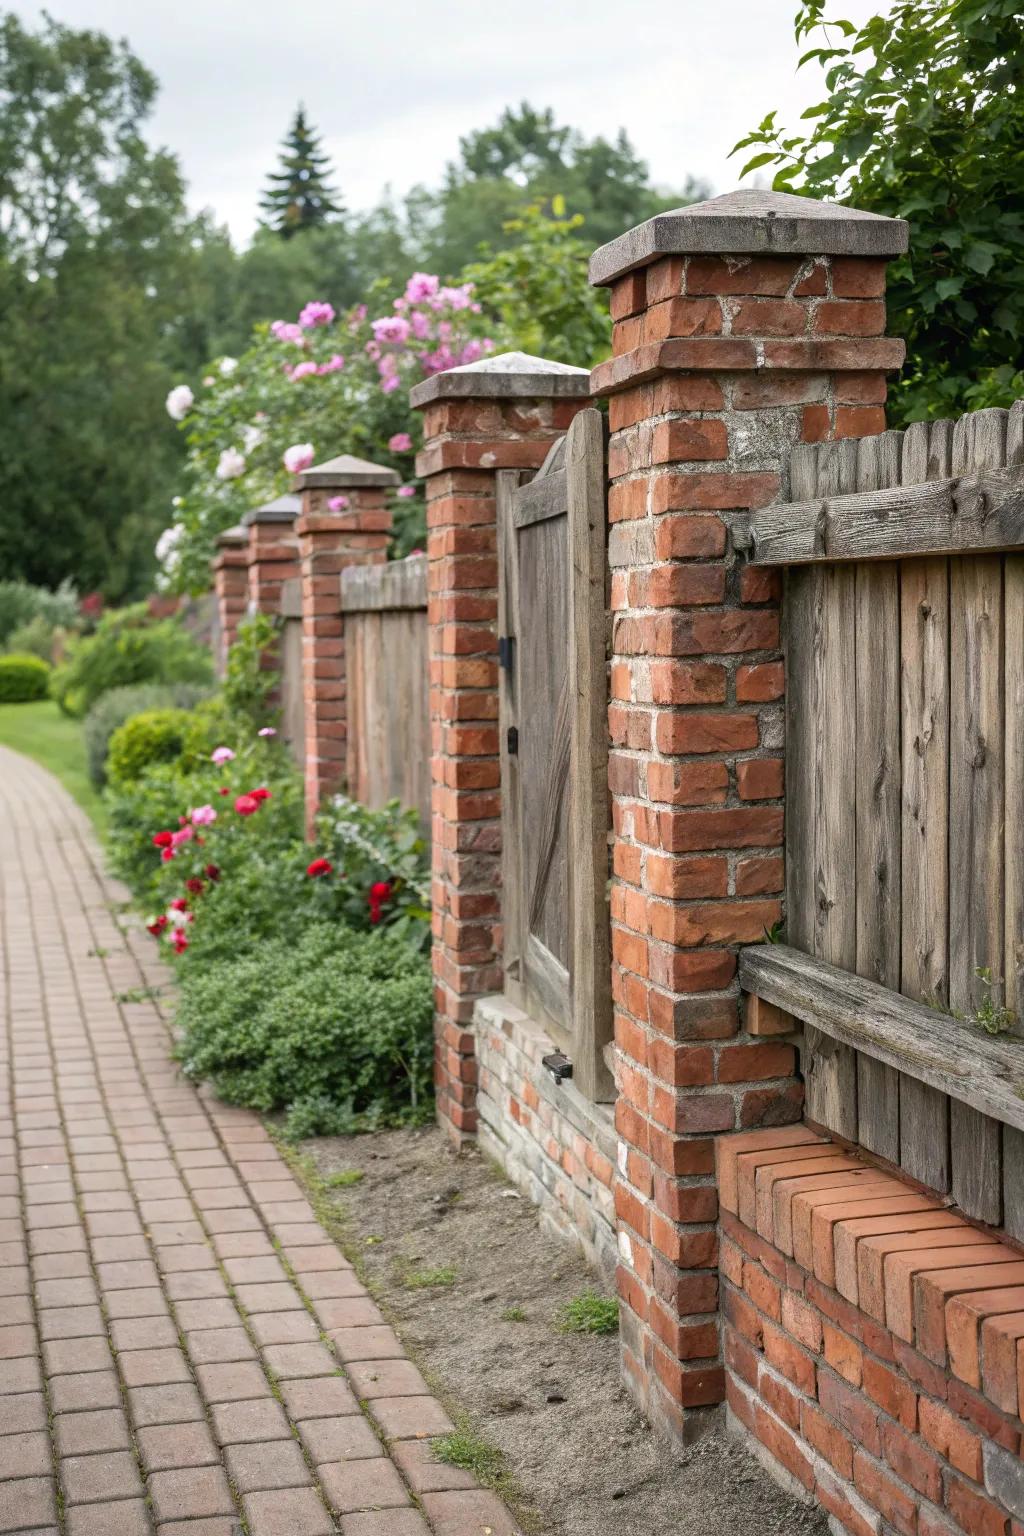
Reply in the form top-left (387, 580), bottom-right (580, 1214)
top-left (740, 151), bottom-right (782, 174)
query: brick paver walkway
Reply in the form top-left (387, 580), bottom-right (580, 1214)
top-left (0, 746), bottom-right (520, 1536)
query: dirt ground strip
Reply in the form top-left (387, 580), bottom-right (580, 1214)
top-left (302, 1125), bottom-right (830, 1536)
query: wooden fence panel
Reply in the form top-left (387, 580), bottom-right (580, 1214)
top-left (278, 578), bottom-right (305, 769)
top-left (765, 402), bottom-right (1024, 1228)
top-left (340, 556), bottom-right (430, 825)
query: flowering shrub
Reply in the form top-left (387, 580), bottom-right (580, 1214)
top-left (159, 273), bottom-right (493, 591)
top-left (50, 604), bottom-right (212, 718)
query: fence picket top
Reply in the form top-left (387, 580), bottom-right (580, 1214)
top-left (1009, 400), bottom-right (1024, 465)
top-left (340, 555), bottom-right (427, 612)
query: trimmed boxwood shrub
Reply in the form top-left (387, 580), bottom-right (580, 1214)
top-left (106, 708), bottom-right (193, 785)
top-left (0, 653), bottom-right (51, 702)
top-left (83, 683), bottom-right (212, 788)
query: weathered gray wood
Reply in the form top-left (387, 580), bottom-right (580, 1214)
top-left (525, 933), bottom-right (571, 1030)
top-left (854, 432), bottom-right (902, 1161)
top-left (1005, 556), bottom-right (1024, 1028)
top-left (1002, 1126), bottom-right (1024, 1243)
top-left (344, 603), bottom-right (431, 825)
top-left (566, 409), bottom-right (614, 1102)
top-left (948, 414), bottom-right (1007, 1224)
top-left (497, 470), bottom-right (526, 1002)
top-left (1008, 401), bottom-right (1024, 467)
top-left (748, 465), bottom-right (1024, 566)
top-left (279, 617), bottom-right (305, 769)
top-left (740, 944), bottom-right (1024, 1136)
top-left (512, 468), bottom-right (569, 529)
top-left (899, 1076), bottom-right (950, 1196)
top-left (340, 555), bottom-right (426, 612)
top-left (279, 577), bottom-right (302, 620)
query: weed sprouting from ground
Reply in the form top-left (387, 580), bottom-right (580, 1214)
top-left (325, 1169), bottom-right (365, 1188)
top-left (434, 1430), bottom-right (505, 1483)
top-left (402, 1265), bottom-right (456, 1289)
top-left (501, 1305), bottom-right (527, 1322)
top-left (560, 1291), bottom-right (619, 1335)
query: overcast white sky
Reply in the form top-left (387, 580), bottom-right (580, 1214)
top-left (11, 0), bottom-right (888, 245)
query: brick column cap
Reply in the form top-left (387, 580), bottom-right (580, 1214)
top-left (241, 493), bottom-right (300, 528)
top-left (216, 525), bottom-right (247, 547)
top-left (295, 453), bottom-right (399, 492)
top-left (589, 188), bottom-right (909, 286)
top-left (409, 349), bottom-right (590, 410)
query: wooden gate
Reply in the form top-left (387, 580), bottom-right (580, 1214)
top-left (497, 408), bottom-right (613, 1101)
top-left (741, 402), bottom-right (1024, 1232)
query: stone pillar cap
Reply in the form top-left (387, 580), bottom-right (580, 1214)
top-left (589, 188), bottom-right (909, 285)
top-left (410, 350), bottom-right (590, 409)
top-left (295, 453), bottom-right (399, 491)
top-left (216, 524), bottom-right (248, 545)
top-left (240, 493), bottom-right (301, 527)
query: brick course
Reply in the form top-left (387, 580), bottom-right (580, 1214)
top-left (721, 1129), bottom-right (1024, 1534)
top-left (211, 527), bottom-right (247, 677)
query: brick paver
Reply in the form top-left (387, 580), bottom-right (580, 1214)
top-left (0, 747), bottom-right (523, 1535)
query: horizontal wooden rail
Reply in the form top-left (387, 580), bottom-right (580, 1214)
top-left (740, 943), bottom-right (1024, 1135)
top-left (745, 465), bottom-right (1024, 565)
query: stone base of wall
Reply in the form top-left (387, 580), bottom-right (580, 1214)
top-left (474, 995), bottom-right (618, 1282)
top-left (720, 1129), bottom-right (1024, 1536)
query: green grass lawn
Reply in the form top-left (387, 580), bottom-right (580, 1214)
top-left (0, 700), bottom-right (106, 833)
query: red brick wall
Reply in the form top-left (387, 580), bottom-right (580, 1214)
top-left (211, 530), bottom-right (247, 676)
top-left (721, 1129), bottom-right (1024, 1535)
top-left (412, 378), bottom-right (589, 1144)
top-left (295, 485), bottom-right (392, 835)
top-left (590, 245), bottom-right (905, 1439)
top-left (246, 516), bottom-right (299, 614)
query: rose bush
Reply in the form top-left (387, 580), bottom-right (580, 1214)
top-left (159, 273), bottom-right (493, 590)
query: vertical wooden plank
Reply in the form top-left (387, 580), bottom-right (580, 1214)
top-left (899, 420), bottom-right (953, 1192)
top-left (805, 440), bottom-right (859, 1139)
top-left (566, 410), bottom-right (614, 1101)
top-left (1006, 407), bottom-right (1024, 1032)
top-left (948, 409), bottom-right (1007, 1224)
top-left (854, 432), bottom-right (902, 1161)
top-left (497, 470), bottom-right (526, 1003)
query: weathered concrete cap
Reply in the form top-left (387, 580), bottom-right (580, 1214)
top-left (410, 350), bottom-right (591, 409)
top-left (295, 453), bottom-right (400, 490)
top-left (589, 189), bottom-right (909, 285)
top-left (216, 524), bottom-right (247, 546)
top-left (240, 493), bottom-right (301, 527)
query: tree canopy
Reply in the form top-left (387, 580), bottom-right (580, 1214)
top-left (736, 0), bottom-right (1024, 421)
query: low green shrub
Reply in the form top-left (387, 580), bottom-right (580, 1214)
top-left (0, 652), bottom-right (51, 702)
top-left (51, 604), bottom-right (212, 717)
top-left (175, 922), bottom-right (434, 1132)
top-left (83, 683), bottom-right (213, 788)
top-left (5, 614), bottom-right (59, 662)
top-left (106, 708), bottom-right (193, 785)
top-left (0, 579), bottom-right (78, 646)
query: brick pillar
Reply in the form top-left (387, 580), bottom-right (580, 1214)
top-left (243, 494), bottom-right (301, 615)
top-left (588, 189), bottom-right (907, 1440)
top-left (294, 453), bottom-right (398, 835)
top-left (409, 352), bottom-right (591, 1144)
top-left (211, 526), bottom-right (247, 677)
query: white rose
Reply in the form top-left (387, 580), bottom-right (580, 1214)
top-left (242, 423), bottom-right (263, 453)
top-left (216, 448), bottom-right (246, 480)
top-left (220, 357), bottom-right (238, 376)
top-left (165, 384), bottom-right (194, 421)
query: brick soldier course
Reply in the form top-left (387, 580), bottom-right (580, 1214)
top-left (293, 454), bottom-right (398, 834)
top-left (410, 353), bottom-right (591, 1143)
top-left (587, 188), bottom-right (907, 1439)
top-left (0, 745), bottom-right (522, 1536)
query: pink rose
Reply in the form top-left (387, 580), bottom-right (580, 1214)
top-left (283, 443), bottom-right (315, 474)
top-left (396, 486), bottom-right (415, 499)
top-left (299, 300), bottom-right (335, 328)
top-left (328, 496), bottom-right (350, 512)
top-left (388, 433), bottom-right (413, 453)
top-left (211, 746), bottom-right (235, 765)
top-left (290, 360), bottom-right (318, 382)
top-left (191, 805), bottom-right (217, 827)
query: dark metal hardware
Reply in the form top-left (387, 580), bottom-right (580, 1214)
top-left (498, 635), bottom-right (515, 672)
top-left (542, 1051), bottom-right (573, 1085)
top-left (507, 726), bottom-right (519, 756)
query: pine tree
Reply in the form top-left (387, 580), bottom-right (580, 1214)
top-left (260, 107), bottom-right (342, 237)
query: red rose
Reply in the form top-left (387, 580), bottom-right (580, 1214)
top-left (185, 877), bottom-right (205, 896)
top-left (234, 794), bottom-right (259, 816)
top-left (147, 916), bottom-right (168, 936)
top-left (307, 858), bottom-right (332, 878)
top-left (204, 864), bottom-right (221, 882)
top-left (250, 786), bottom-right (271, 802)
top-left (171, 930), bottom-right (189, 955)
top-left (169, 897), bottom-right (188, 912)
top-left (161, 848), bottom-right (175, 863)
top-left (152, 831), bottom-right (173, 848)
top-left (370, 881), bottom-right (392, 900)
top-left (218, 786), bottom-right (230, 796)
